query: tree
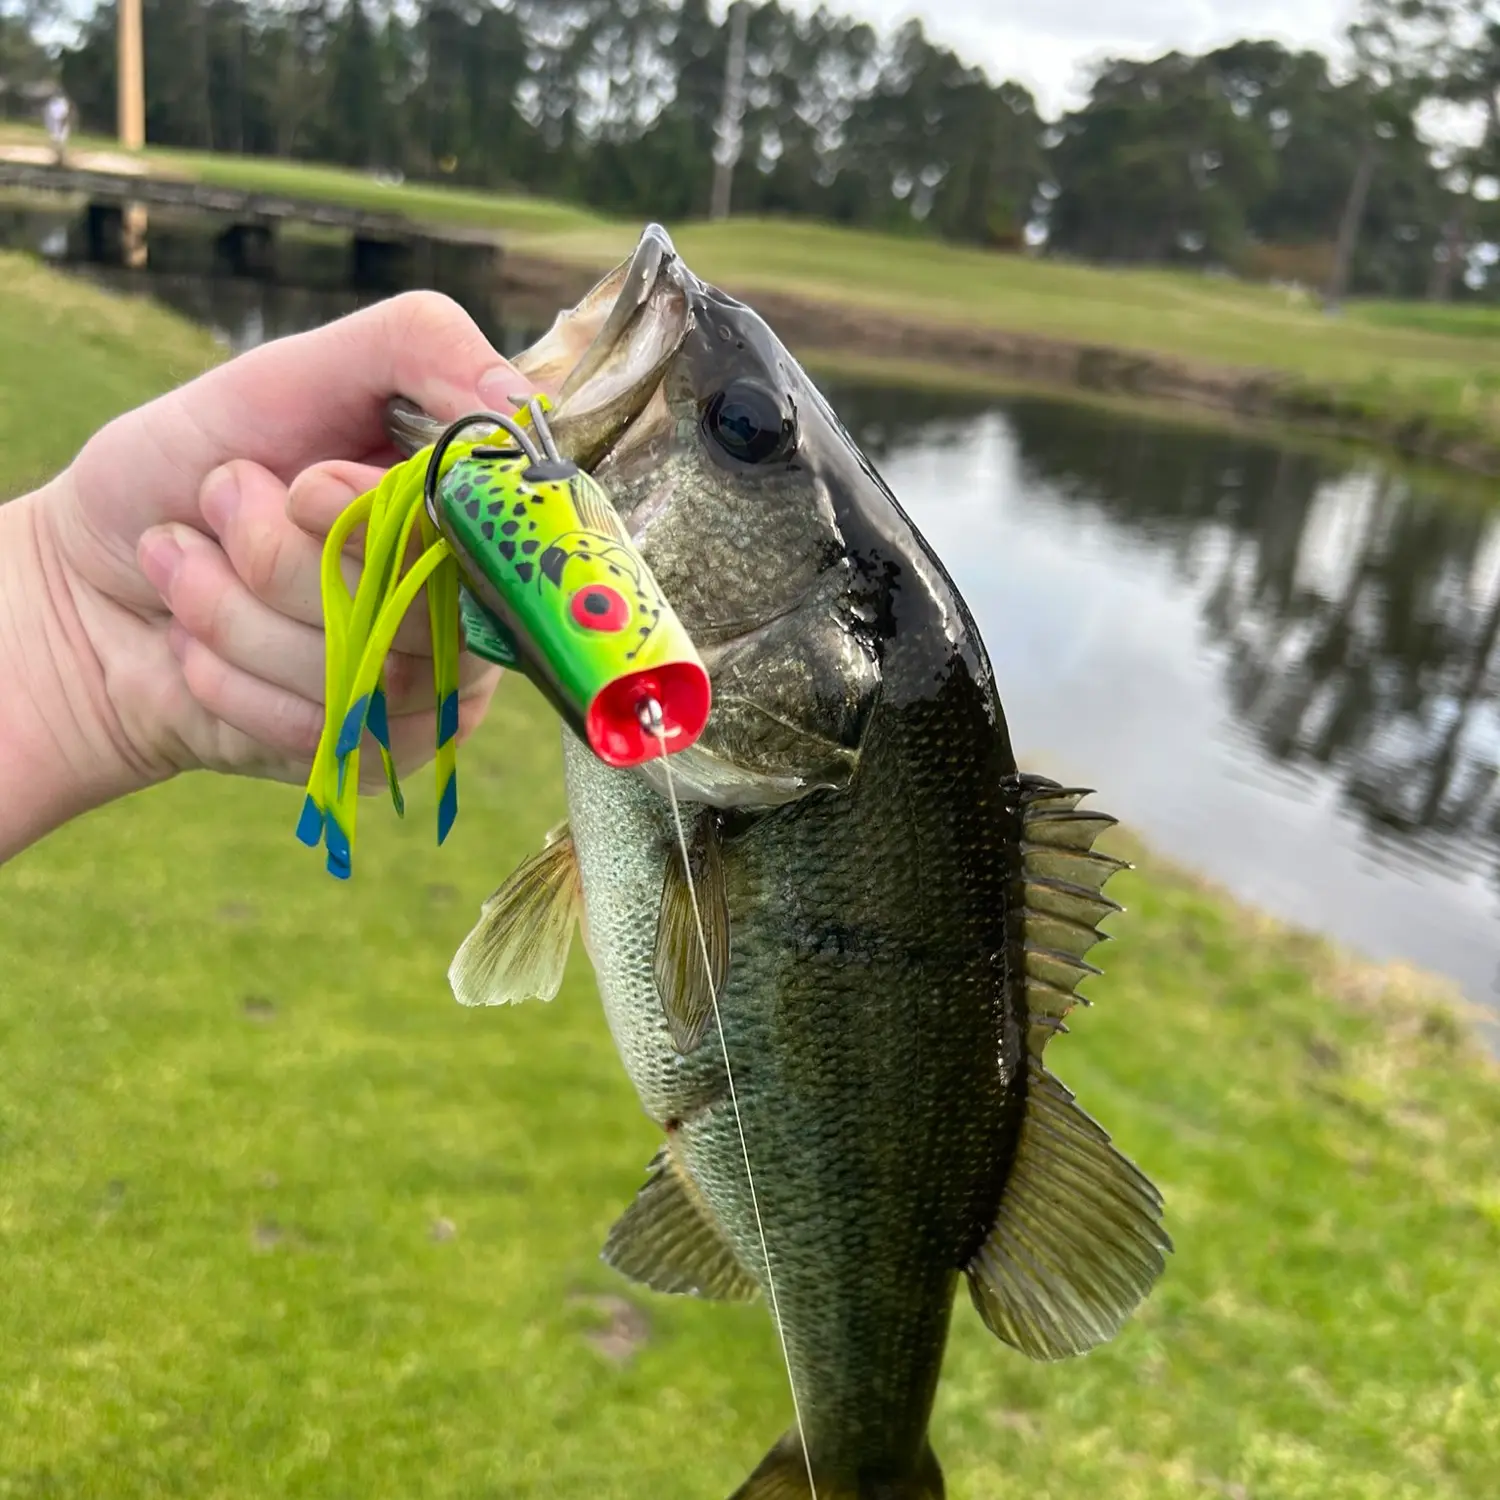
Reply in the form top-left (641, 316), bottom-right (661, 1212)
top-left (1048, 51), bottom-right (1275, 265)
top-left (1351, 0), bottom-right (1500, 298)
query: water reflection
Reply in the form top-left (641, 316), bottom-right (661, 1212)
top-left (824, 389), bottom-right (1500, 1008)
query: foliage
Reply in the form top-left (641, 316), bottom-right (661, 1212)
top-left (49, 0), bottom-right (1047, 248)
top-left (1351, 0), bottom-right (1500, 295)
top-left (1047, 43), bottom-right (1449, 296)
top-left (13, 1), bottom-right (1488, 295)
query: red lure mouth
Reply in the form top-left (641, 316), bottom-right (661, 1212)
top-left (585, 662), bottom-right (712, 768)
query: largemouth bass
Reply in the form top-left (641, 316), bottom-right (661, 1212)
top-left (397, 225), bottom-right (1170, 1499)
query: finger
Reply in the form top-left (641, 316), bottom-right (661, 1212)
top-left (286, 459), bottom-right (496, 661)
top-left (143, 522), bottom-right (327, 701)
top-left (201, 458), bottom-right (431, 647)
top-left (202, 459), bottom-right (343, 630)
top-left (383, 678), bottom-right (497, 773)
top-left (286, 460), bottom-right (390, 542)
top-left (169, 624), bottom-right (323, 760)
top-left (209, 458), bottom-right (460, 666)
top-left (170, 626), bottom-right (497, 793)
top-left (151, 518), bottom-right (498, 716)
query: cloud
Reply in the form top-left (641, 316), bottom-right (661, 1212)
top-left (780, 0), bottom-right (1359, 116)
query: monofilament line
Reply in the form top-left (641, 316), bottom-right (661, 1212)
top-left (642, 699), bottom-right (819, 1500)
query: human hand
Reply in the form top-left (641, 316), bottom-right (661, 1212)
top-left (0, 292), bottom-right (541, 861)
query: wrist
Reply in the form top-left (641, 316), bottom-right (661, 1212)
top-left (0, 479), bottom-right (154, 861)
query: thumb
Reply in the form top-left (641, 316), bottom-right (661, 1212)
top-left (74, 291), bottom-right (540, 544)
top-left (177, 289), bottom-right (540, 481)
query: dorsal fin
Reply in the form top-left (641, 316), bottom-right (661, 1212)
top-left (602, 1146), bottom-right (760, 1301)
top-left (1016, 774), bottom-right (1128, 1054)
top-left (965, 1056), bottom-right (1171, 1360)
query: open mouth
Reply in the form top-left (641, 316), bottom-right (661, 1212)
top-left (511, 224), bottom-right (696, 474)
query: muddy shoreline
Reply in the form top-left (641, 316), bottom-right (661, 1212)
top-left (499, 252), bottom-right (1500, 478)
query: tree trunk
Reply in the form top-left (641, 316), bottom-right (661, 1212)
top-left (1324, 133), bottom-right (1375, 307)
top-left (709, 1), bottom-right (748, 221)
top-left (1428, 201), bottom-right (1468, 302)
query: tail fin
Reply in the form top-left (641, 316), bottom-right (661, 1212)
top-left (728, 1432), bottom-right (943, 1500)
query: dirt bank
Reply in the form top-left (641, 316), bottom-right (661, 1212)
top-left (499, 252), bottom-right (1500, 477)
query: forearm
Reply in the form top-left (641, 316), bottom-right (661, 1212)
top-left (0, 482), bottom-right (149, 862)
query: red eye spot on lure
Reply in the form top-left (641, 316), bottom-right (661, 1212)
top-left (570, 584), bottom-right (630, 633)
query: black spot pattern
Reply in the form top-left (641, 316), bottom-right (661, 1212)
top-left (502, 520), bottom-right (519, 536)
top-left (481, 521), bottom-right (495, 541)
top-left (515, 562), bottom-right (534, 583)
top-left (521, 539), bottom-right (538, 555)
top-left (499, 541), bottom-right (516, 561)
top-left (464, 499), bottom-right (480, 520)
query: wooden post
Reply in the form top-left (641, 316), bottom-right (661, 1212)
top-left (118, 0), bottom-right (145, 148)
top-left (118, 0), bottom-right (148, 266)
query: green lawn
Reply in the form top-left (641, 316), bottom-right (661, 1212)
top-left (3, 261), bottom-right (1500, 1498)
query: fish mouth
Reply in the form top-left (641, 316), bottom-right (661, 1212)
top-left (510, 224), bottom-right (696, 474)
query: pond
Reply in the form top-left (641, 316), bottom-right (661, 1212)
top-left (13, 220), bottom-right (1499, 1025)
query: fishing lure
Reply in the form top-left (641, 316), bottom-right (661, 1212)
top-left (297, 397), bottom-right (712, 880)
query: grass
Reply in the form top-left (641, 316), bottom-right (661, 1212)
top-left (4, 261), bottom-right (1500, 1498)
top-left (0, 252), bottom-right (220, 493)
top-left (3, 122), bottom-right (1500, 458)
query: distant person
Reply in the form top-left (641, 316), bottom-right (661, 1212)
top-left (43, 92), bottom-right (72, 164)
top-left (0, 292), bottom-right (540, 864)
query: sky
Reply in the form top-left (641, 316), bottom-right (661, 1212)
top-left (804, 0), bottom-right (1361, 118)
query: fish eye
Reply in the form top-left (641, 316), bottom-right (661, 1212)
top-left (569, 584), bottom-right (630, 633)
top-left (703, 381), bottom-right (795, 466)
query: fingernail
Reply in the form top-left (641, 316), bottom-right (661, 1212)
top-left (139, 531), bottom-right (183, 595)
top-left (477, 365), bottom-right (533, 412)
top-left (200, 465), bottom-right (240, 534)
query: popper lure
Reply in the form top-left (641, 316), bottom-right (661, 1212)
top-left (297, 397), bottom-right (712, 880)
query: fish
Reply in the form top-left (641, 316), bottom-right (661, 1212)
top-left (393, 224), bottom-right (1171, 1500)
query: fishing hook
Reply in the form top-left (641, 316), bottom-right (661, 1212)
top-left (422, 409), bottom-right (544, 527)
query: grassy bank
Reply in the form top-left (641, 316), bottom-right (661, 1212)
top-left (3, 264), bottom-right (1500, 1498)
top-left (4, 125), bottom-right (1499, 465)
top-left (0, 251), bottom-right (220, 491)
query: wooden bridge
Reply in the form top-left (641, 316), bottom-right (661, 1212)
top-left (0, 158), bottom-right (502, 287)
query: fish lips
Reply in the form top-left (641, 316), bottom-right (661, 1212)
top-left (512, 223), bottom-right (698, 475)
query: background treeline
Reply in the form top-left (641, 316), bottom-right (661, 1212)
top-left (3, 0), bottom-right (1499, 300)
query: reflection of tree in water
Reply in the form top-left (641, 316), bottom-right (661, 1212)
top-left (833, 382), bottom-right (1500, 889)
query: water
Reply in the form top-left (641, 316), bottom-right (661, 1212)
top-left (12, 225), bottom-right (1498, 1017)
top-left (829, 387), bottom-right (1500, 1017)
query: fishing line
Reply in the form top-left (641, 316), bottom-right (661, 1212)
top-left (640, 700), bottom-right (819, 1500)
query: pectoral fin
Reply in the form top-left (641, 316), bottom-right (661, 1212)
top-left (653, 812), bottom-right (730, 1054)
top-left (448, 825), bottom-right (580, 1006)
top-left (602, 1146), bottom-right (759, 1301)
top-left (965, 1055), bottom-right (1171, 1360)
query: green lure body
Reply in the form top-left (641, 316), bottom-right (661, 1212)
top-left (296, 401), bottom-right (710, 882)
top-left (432, 442), bottom-right (710, 769)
